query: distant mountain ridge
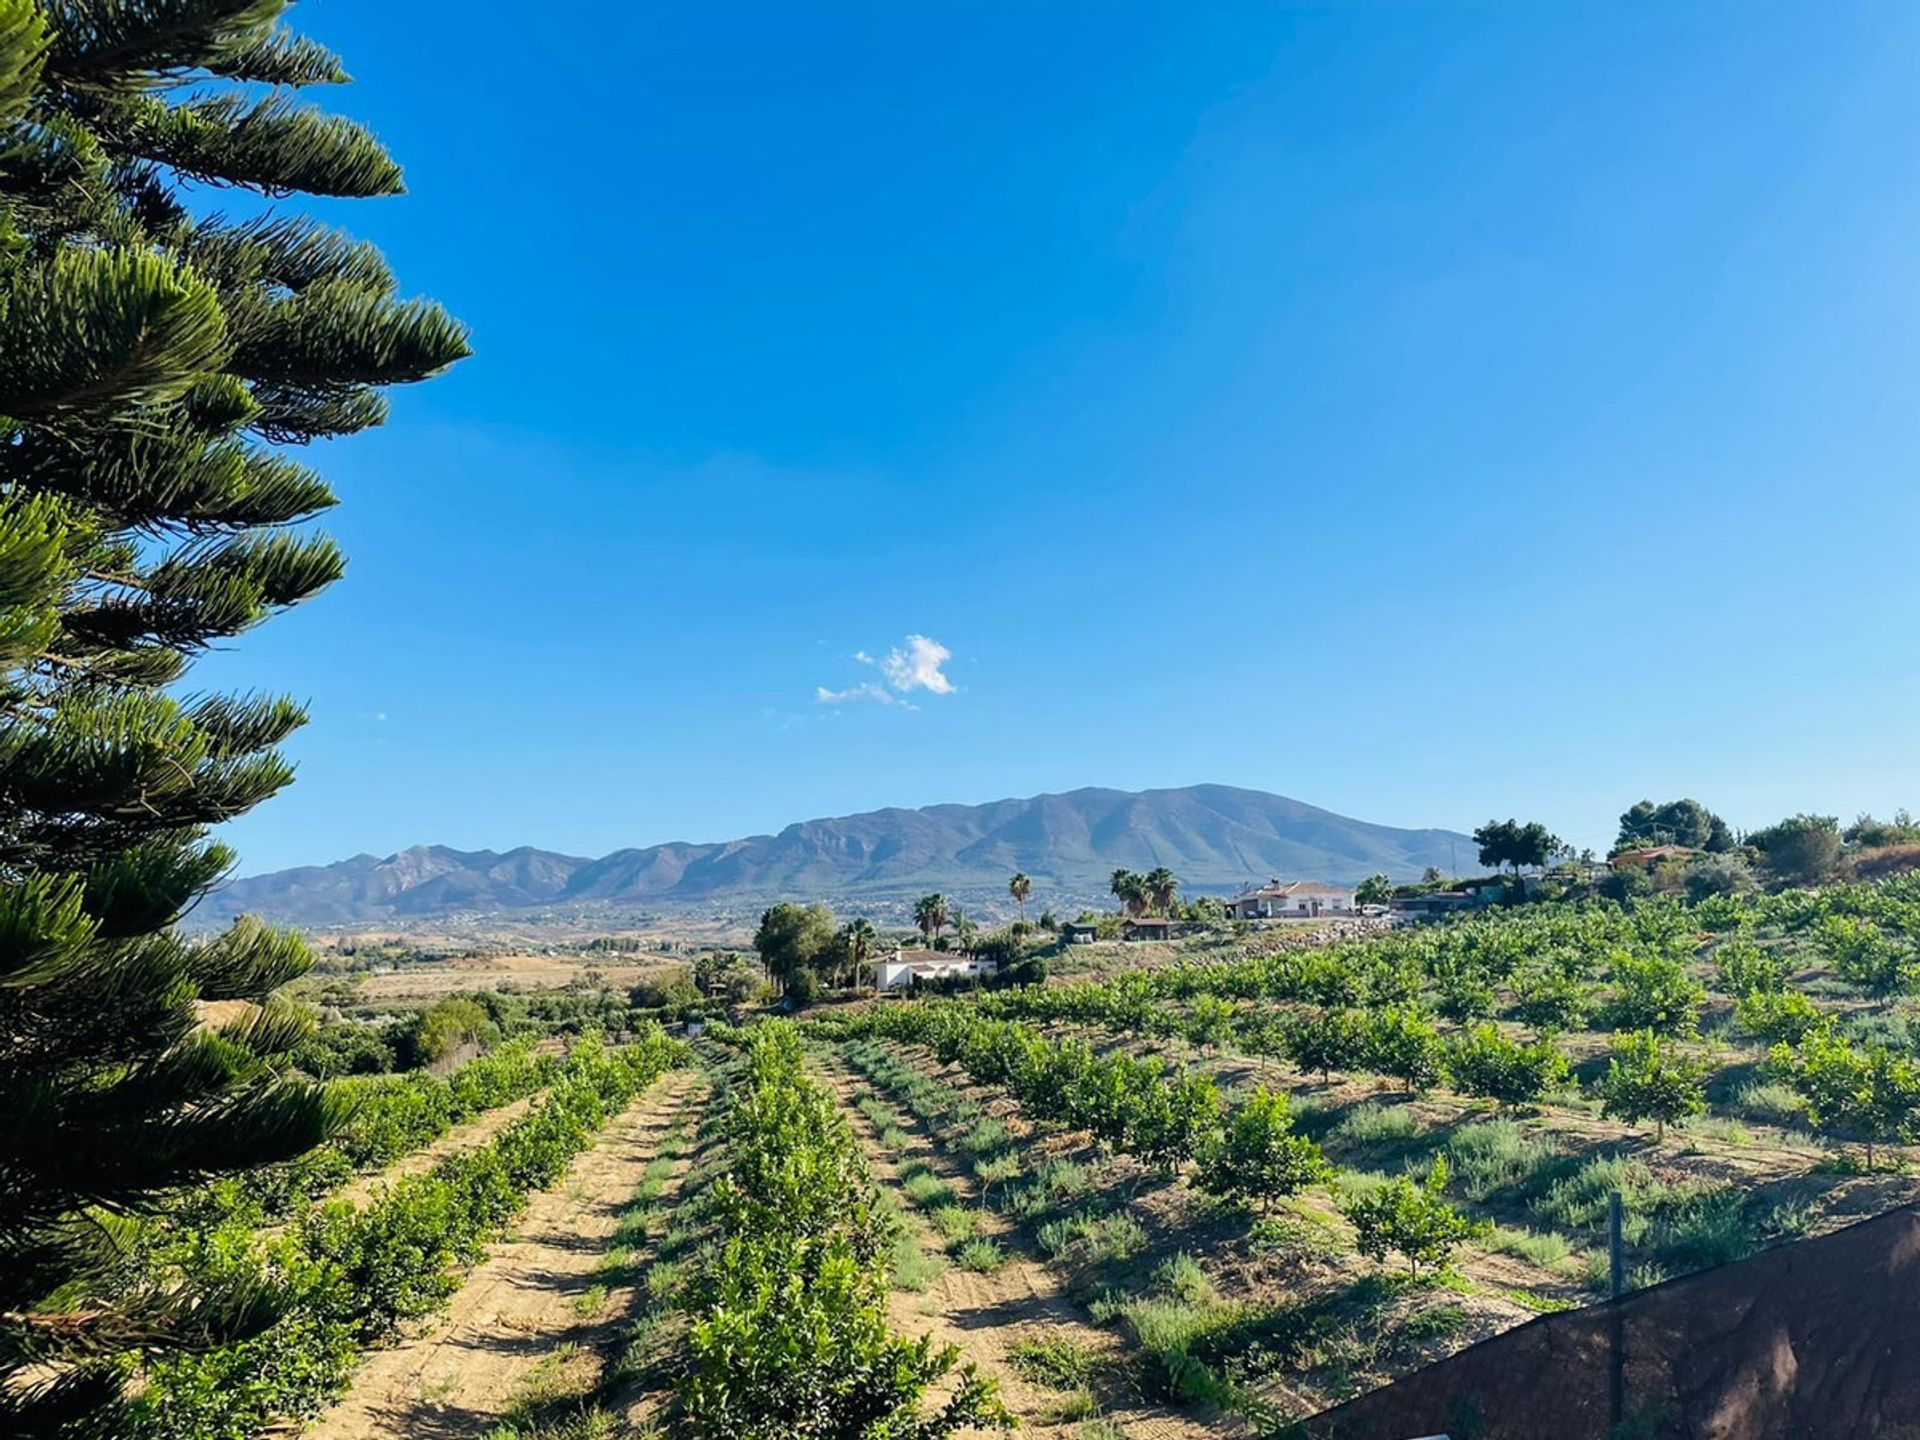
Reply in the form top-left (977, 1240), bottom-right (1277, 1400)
top-left (201, 784), bottom-right (1472, 927)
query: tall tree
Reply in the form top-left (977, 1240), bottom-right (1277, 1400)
top-left (1109, 868), bottom-right (1147, 917)
top-left (1473, 818), bottom-right (1563, 873)
top-left (1144, 866), bottom-right (1177, 916)
top-left (0, 3), bottom-right (466, 1428)
top-left (843, 916), bottom-right (877, 989)
top-left (912, 892), bottom-right (949, 945)
top-left (1615, 798), bottom-right (1734, 854)
top-left (754, 902), bottom-right (838, 991)
top-left (1007, 871), bottom-right (1030, 926)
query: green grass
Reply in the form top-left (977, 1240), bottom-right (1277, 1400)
top-left (1483, 1225), bottom-right (1575, 1271)
top-left (1728, 1081), bottom-right (1807, 1125)
top-left (1037, 1209), bottom-right (1147, 1264)
top-left (1010, 1333), bottom-right (1107, 1389)
top-left (1331, 1103), bottom-right (1425, 1148)
top-left (569, 1283), bottom-right (610, 1319)
top-left (1077, 1421), bottom-right (1127, 1440)
top-left (1446, 1119), bottom-right (1559, 1201)
top-left (901, 1167), bottom-right (958, 1211)
top-left (1044, 1390), bottom-right (1102, 1422)
top-left (931, 1204), bottom-right (979, 1244)
top-left (957, 1238), bottom-right (1007, 1272)
top-left (1151, 1251), bottom-right (1216, 1306)
top-left (890, 1234), bottom-right (947, 1292)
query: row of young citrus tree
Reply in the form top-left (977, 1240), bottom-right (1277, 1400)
top-left (821, 1010), bottom-right (1476, 1279)
top-left (674, 1022), bottom-right (1010, 1437)
top-left (187, 1037), bottom-right (557, 1230)
top-left (125, 1031), bottom-right (682, 1440)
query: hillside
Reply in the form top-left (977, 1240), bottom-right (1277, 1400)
top-left (202, 784), bottom-right (1473, 926)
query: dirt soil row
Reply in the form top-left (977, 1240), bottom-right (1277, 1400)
top-left (816, 1049), bottom-right (1224, 1440)
top-left (306, 1071), bottom-right (705, 1440)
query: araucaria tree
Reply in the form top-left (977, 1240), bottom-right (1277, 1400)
top-left (0, 4), bottom-right (466, 1429)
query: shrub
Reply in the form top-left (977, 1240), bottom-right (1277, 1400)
top-left (1598, 1030), bottom-right (1709, 1141)
top-left (1446, 1119), bottom-right (1558, 1202)
top-left (1010, 1334), bottom-right (1106, 1389)
top-left (1193, 1089), bottom-right (1330, 1214)
top-left (889, 1236), bottom-right (946, 1292)
top-left (1330, 1103), bottom-right (1424, 1148)
top-left (957, 1239), bottom-right (1007, 1273)
top-left (1734, 990), bottom-right (1823, 1046)
top-left (1446, 1026), bottom-right (1569, 1110)
top-left (1366, 1008), bottom-right (1446, 1093)
top-left (1342, 1156), bottom-right (1470, 1277)
top-left (1598, 952), bottom-right (1704, 1038)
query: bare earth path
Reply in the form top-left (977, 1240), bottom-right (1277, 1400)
top-left (816, 1050), bottom-right (1224, 1440)
top-left (306, 1072), bottom-right (702, 1440)
top-left (331, 1092), bottom-right (542, 1210)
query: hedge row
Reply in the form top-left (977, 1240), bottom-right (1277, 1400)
top-left (674, 1022), bottom-right (1009, 1438)
top-left (190, 1038), bottom-right (556, 1229)
top-left (128, 1030), bottom-right (683, 1440)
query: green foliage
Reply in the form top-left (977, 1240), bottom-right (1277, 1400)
top-left (1768, 1024), bottom-right (1920, 1167)
top-left (1749, 814), bottom-right (1844, 886)
top-left (1615, 798), bottom-right (1734, 854)
top-left (1366, 1007), bottom-right (1445, 1093)
top-left (1815, 915), bottom-right (1920, 1000)
top-left (1598, 1030), bottom-right (1709, 1140)
top-left (135, 1033), bottom-right (679, 1439)
top-left (1342, 1156), bottom-right (1471, 1276)
top-left (1733, 989), bottom-right (1824, 1046)
top-left (1714, 939), bottom-right (1784, 997)
top-left (1599, 950), bottom-right (1705, 1037)
top-left (1473, 817), bottom-right (1563, 872)
top-left (678, 1024), bottom-right (1010, 1438)
top-left (1282, 1007), bottom-right (1372, 1079)
top-left (1445, 1025), bottom-right (1569, 1109)
top-left (752, 901), bottom-right (838, 993)
top-left (1194, 1088), bottom-right (1330, 1213)
top-left (1355, 873), bottom-right (1395, 908)
top-left (0, 2), bottom-right (466, 1423)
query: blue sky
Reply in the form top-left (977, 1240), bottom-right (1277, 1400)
top-left (205, 2), bottom-right (1920, 873)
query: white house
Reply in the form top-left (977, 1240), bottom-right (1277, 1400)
top-left (1225, 880), bottom-right (1356, 920)
top-left (875, 948), bottom-right (998, 992)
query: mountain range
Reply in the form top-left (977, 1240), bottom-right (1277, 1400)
top-left (199, 784), bottom-right (1474, 927)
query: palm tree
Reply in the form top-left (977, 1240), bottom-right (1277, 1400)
top-left (913, 893), bottom-right (950, 946)
top-left (1145, 866), bottom-right (1178, 916)
top-left (844, 917), bottom-right (877, 989)
top-left (1110, 868), bottom-right (1147, 918)
top-left (1009, 871), bottom-right (1031, 926)
top-left (952, 907), bottom-right (978, 956)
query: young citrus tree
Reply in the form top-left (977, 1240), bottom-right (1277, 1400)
top-left (1195, 1088), bottom-right (1329, 1214)
top-left (1344, 1156), bottom-right (1471, 1278)
top-left (1598, 1029), bottom-right (1708, 1140)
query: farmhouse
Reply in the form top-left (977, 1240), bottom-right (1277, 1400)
top-left (875, 948), bottom-right (998, 992)
top-left (1122, 916), bottom-right (1175, 942)
top-left (1226, 880), bottom-right (1356, 920)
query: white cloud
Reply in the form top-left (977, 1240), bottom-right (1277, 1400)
top-left (815, 682), bottom-right (895, 706)
top-left (815, 633), bottom-right (957, 708)
top-left (866, 634), bottom-right (955, 695)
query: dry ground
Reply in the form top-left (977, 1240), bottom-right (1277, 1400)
top-left (306, 1072), bottom-right (704, 1440)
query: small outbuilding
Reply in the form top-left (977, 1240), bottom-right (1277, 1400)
top-left (1122, 917), bottom-right (1175, 942)
top-left (1062, 922), bottom-right (1100, 945)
